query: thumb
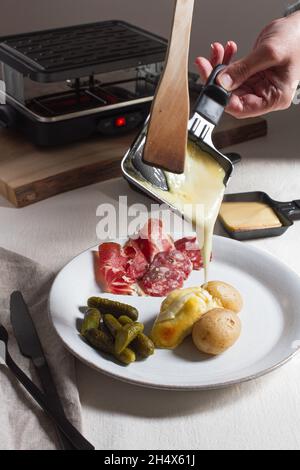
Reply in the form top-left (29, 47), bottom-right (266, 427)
top-left (217, 45), bottom-right (277, 90)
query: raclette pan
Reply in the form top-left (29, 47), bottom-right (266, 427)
top-left (121, 65), bottom-right (237, 208)
top-left (221, 191), bottom-right (300, 241)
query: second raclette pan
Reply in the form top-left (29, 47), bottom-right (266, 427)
top-left (221, 191), bottom-right (300, 241)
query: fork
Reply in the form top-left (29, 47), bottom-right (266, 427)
top-left (0, 325), bottom-right (94, 451)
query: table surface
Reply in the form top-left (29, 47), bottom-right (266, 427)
top-left (1, 106), bottom-right (300, 451)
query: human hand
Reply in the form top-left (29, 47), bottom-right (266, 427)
top-left (195, 12), bottom-right (300, 118)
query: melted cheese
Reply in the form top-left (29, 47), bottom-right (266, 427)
top-left (219, 202), bottom-right (282, 232)
top-left (157, 286), bottom-right (220, 323)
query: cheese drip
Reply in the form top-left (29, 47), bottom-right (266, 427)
top-left (152, 141), bottom-right (225, 281)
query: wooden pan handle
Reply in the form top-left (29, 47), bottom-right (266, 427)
top-left (143, 0), bottom-right (195, 174)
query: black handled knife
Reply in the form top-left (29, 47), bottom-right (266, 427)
top-left (10, 291), bottom-right (87, 451)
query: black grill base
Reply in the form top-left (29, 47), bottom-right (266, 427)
top-left (12, 103), bottom-right (150, 147)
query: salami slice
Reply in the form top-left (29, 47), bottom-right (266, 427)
top-left (139, 265), bottom-right (185, 297)
top-left (151, 250), bottom-right (193, 280)
top-left (139, 250), bottom-right (192, 297)
top-left (174, 237), bottom-right (203, 271)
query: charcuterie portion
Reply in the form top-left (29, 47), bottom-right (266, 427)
top-left (96, 219), bottom-right (203, 297)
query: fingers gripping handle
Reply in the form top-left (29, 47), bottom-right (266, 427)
top-left (194, 65), bottom-right (231, 126)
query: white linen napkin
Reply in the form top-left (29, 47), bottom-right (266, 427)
top-left (0, 247), bottom-right (82, 450)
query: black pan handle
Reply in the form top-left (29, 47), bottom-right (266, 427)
top-left (274, 200), bottom-right (300, 221)
top-left (193, 65), bottom-right (232, 126)
top-left (289, 200), bottom-right (300, 220)
top-left (225, 152), bottom-right (242, 166)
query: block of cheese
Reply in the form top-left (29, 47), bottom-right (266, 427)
top-left (219, 202), bottom-right (282, 232)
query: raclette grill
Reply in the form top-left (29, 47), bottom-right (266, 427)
top-left (0, 21), bottom-right (200, 146)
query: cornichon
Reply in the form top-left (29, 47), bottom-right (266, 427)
top-left (87, 297), bottom-right (138, 321)
top-left (103, 315), bottom-right (153, 358)
top-left (103, 314), bottom-right (122, 337)
top-left (85, 328), bottom-right (112, 353)
top-left (119, 316), bottom-right (155, 358)
top-left (86, 329), bottom-right (136, 365)
top-left (118, 315), bottom-right (134, 326)
top-left (80, 308), bottom-right (101, 336)
top-left (115, 322), bottom-right (144, 355)
top-left (132, 335), bottom-right (155, 359)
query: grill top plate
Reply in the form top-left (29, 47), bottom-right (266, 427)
top-left (0, 21), bottom-right (167, 83)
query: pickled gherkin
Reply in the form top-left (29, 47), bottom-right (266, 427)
top-left (119, 316), bottom-right (155, 358)
top-left (87, 297), bottom-right (138, 321)
top-left (115, 322), bottom-right (144, 355)
top-left (80, 308), bottom-right (101, 336)
top-left (118, 315), bottom-right (134, 326)
top-left (116, 347), bottom-right (136, 366)
top-left (85, 328), bottom-right (112, 353)
top-left (132, 335), bottom-right (155, 359)
top-left (103, 314), bottom-right (122, 337)
top-left (99, 322), bottom-right (113, 338)
top-left (86, 329), bottom-right (136, 365)
top-left (83, 297), bottom-right (154, 365)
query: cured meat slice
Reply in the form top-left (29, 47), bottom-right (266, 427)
top-left (139, 250), bottom-right (192, 297)
top-left (151, 250), bottom-right (193, 280)
top-left (139, 266), bottom-right (185, 297)
top-left (123, 240), bottom-right (149, 280)
top-left (132, 219), bottom-right (174, 263)
top-left (174, 237), bottom-right (203, 271)
top-left (98, 243), bottom-right (135, 295)
top-left (98, 242), bottom-right (127, 270)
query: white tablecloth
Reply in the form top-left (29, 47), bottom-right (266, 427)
top-left (1, 106), bottom-right (300, 450)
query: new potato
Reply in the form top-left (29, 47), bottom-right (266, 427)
top-left (202, 281), bottom-right (243, 314)
top-left (192, 308), bottom-right (242, 355)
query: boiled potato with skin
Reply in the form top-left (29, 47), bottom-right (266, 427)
top-left (202, 281), bottom-right (243, 314)
top-left (192, 308), bottom-right (241, 355)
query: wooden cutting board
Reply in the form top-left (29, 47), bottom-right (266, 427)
top-left (0, 115), bottom-right (267, 208)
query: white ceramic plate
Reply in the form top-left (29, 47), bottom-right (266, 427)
top-left (49, 235), bottom-right (300, 391)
